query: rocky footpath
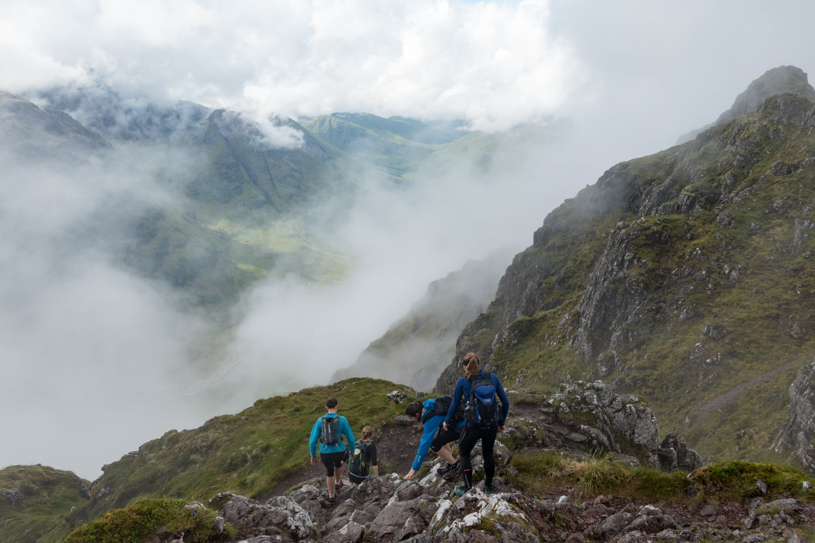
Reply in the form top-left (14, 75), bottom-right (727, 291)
top-left (203, 451), bottom-right (814, 543)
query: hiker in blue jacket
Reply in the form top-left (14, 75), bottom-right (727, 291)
top-left (443, 352), bottom-right (509, 496)
top-left (402, 398), bottom-right (465, 480)
top-left (309, 396), bottom-right (355, 504)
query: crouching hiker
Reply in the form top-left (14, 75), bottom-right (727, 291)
top-left (443, 352), bottom-right (509, 496)
top-left (403, 396), bottom-right (465, 480)
top-left (349, 425), bottom-right (379, 484)
top-left (309, 396), bottom-right (355, 504)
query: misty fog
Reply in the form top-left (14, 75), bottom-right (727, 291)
top-left (2, 0), bottom-right (815, 481)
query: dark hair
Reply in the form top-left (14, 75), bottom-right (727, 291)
top-left (405, 400), bottom-right (423, 420)
top-left (326, 397), bottom-right (338, 409)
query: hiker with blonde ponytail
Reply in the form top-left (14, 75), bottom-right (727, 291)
top-left (443, 352), bottom-right (509, 496)
top-left (349, 425), bottom-right (379, 484)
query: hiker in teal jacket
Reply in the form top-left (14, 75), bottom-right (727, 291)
top-left (402, 398), bottom-right (465, 480)
top-left (309, 396), bottom-right (355, 503)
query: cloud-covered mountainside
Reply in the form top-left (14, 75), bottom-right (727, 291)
top-left (332, 246), bottom-right (517, 391)
top-left (4, 65), bottom-right (815, 542)
top-left (433, 66), bottom-right (815, 471)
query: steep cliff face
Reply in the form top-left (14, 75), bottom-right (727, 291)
top-left (437, 67), bottom-right (815, 468)
top-left (772, 359), bottom-right (815, 473)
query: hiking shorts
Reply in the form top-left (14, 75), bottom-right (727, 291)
top-left (320, 451), bottom-right (346, 477)
top-left (430, 425), bottom-right (461, 452)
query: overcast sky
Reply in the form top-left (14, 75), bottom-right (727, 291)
top-left (2, 0), bottom-right (815, 480)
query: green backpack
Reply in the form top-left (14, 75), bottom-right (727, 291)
top-left (349, 442), bottom-right (370, 479)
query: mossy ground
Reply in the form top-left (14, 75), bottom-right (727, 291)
top-left (0, 465), bottom-right (90, 543)
top-left (63, 498), bottom-right (232, 543)
top-left (509, 451), bottom-right (814, 505)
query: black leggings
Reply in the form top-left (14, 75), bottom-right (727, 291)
top-left (458, 425), bottom-right (498, 489)
top-left (320, 451), bottom-right (345, 477)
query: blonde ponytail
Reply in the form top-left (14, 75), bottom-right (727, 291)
top-left (462, 352), bottom-right (481, 379)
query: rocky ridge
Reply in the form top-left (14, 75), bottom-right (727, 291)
top-left (435, 66), bottom-right (815, 469)
top-left (137, 379), bottom-right (814, 543)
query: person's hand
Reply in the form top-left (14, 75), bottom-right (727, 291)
top-left (497, 425), bottom-right (505, 433)
top-left (350, 454), bottom-right (355, 462)
top-left (442, 422), bottom-right (449, 431)
top-left (310, 456), bottom-right (316, 464)
top-left (403, 469), bottom-right (416, 480)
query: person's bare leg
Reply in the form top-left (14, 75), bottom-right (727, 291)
top-left (334, 466), bottom-right (343, 485)
top-left (326, 475), bottom-right (335, 495)
top-left (437, 443), bottom-right (456, 464)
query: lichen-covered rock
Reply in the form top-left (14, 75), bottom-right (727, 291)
top-left (771, 359), bottom-right (815, 475)
top-left (217, 493), bottom-right (317, 540)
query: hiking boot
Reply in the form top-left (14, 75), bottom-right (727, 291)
top-left (335, 479), bottom-right (344, 490)
top-left (485, 486), bottom-right (494, 495)
top-left (453, 485), bottom-right (470, 497)
top-left (442, 464), bottom-right (461, 481)
top-left (436, 463), bottom-right (452, 475)
top-left (328, 494), bottom-right (336, 504)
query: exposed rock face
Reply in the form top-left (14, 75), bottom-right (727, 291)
top-left (506, 381), bottom-right (702, 472)
top-left (772, 359), bottom-right (815, 474)
top-left (716, 66), bottom-right (815, 125)
top-left (0, 488), bottom-right (22, 508)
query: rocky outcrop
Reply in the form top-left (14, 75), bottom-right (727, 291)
top-left (506, 380), bottom-right (702, 472)
top-left (772, 359), bottom-right (815, 475)
top-left (0, 488), bottom-right (23, 508)
top-left (716, 66), bottom-right (815, 125)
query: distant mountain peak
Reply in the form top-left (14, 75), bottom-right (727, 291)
top-left (716, 65), bottom-right (815, 124)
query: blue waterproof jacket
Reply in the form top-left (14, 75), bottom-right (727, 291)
top-left (411, 398), bottom-right (465, 471)
top-left (309, 413), bottom-right (355, 456)
top-left (445, 370), bottom-right (510, 427)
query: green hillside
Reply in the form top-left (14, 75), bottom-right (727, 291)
top-left (439, 82), bottom-right (815, 468)
top-left (302, 112), bottom-right (468, 178)
top-left (0, 465), bottom-right (90, 543)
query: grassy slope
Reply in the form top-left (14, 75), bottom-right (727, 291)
top-left (457, 94), bottom-right (815, 467)
top-left (68, 379), bottom-right (412, 526)
top-left (0, 465), bottom-right (91, 543)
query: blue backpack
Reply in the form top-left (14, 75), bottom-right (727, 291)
top-left (466, 372), bottom-right (498, 429)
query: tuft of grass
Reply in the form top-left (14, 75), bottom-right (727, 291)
top-left (63, 498), bottom-right (231, 543)
top-left (509, 452), bottom-right (812, 505)
top-left (690, 461), bottom-right (814, 501)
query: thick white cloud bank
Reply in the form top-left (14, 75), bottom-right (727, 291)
top-left (2, 0), bottom-right (815, 480)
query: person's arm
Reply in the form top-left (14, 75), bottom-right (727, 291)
top-left (369, 443), bottom-right (378, 476)
top-left (341, 417), bottom-right (355, 457)
top-left (309, 417), bottom-right (322, 457)
top-left (404, 418), bottom-right (440, 478)
top-left (444, 379), bottom-right (465, 429)
top-left (493, 374), bottom-right (510, 427)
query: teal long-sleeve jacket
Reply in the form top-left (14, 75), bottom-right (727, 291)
top-left (309, 413), bottom-right (355, 456)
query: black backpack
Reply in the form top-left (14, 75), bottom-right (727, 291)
top-left (466, 372), bottom-right (499, 429)
top-left (349, 442), bottom-right (370, 478)
top-left (422, 396), bottom-right (465, 424)
top-left (322, 416), bottom-right (340, 446)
